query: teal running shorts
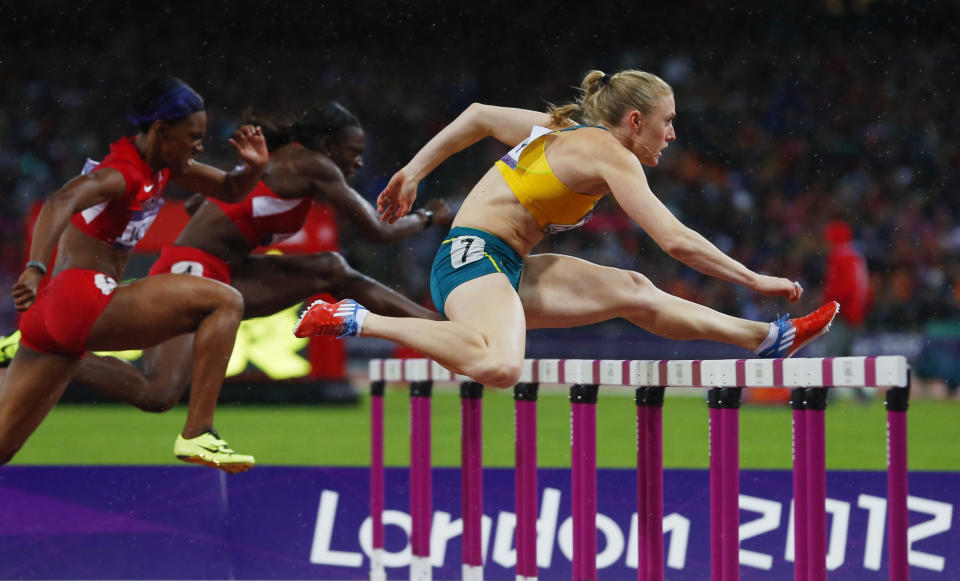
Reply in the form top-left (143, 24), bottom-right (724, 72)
top-left (429, 227), bottom-right (523, 316)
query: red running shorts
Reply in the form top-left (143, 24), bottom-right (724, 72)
top-left (19, 268), bottom-right (119, 357)
top-left (148, 245), bottom-right (232, 284)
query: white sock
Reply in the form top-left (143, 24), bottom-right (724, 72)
top-left (753, 322), bottom-right (779, 354)
top-left (354, 306), bottom-right (369, 336)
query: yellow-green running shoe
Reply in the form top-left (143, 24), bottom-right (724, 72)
top-left (0, 330), bottom-right (21, 366)
top-left (174, 429), bottom-right (255, 474)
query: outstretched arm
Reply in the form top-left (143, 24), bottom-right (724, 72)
top-left (598, 145), bottom-right (802, 301)
top-left (308, 156), bottom-right (453, 243)
top-left (378, 103), bottom-right (564, 223)
top-left (173, 125), bottom-right (269, 202)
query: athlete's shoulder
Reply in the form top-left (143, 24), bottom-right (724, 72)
top-left (94, 137), bottom-right (151, 191)
top-left (262, 146), bottom-right (342, 201)
top-left (70, 165), bottom-right (131, 199)
top-left (295, 149), bottom-right (345, 185)
top-left (567, 129), bottom-right (638, 182)
top-left (567, 124), bottom-right (617, 138)
top-left (559, 125), bottom-right (622, 155)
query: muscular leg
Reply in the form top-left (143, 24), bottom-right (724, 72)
top-left (0, 345), bottom-right (81, 464)
top-left (85, 274), bottom-right (243, 438)
top-left (232, 252), bottom-right (442, 320)
top-left (519, 254), bottom-right (768, 349)
top-left (73, 334), bottom-right (195, 412)
top-left (71, 251), bottom-right (436, 412)
top-left (360, 273), bottom-right (526, 387)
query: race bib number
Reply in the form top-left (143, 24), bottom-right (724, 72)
top-left (170, 260), bottom-right (205, 277)
top-left (94, 274), bottom-right (117, 296)
top-left (114, 203), bottom-right (164, 250)
top-left (449, 236), bottom-right (486, 268)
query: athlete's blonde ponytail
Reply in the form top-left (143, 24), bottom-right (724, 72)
top-left (548, 69), bottom-right (672, 127)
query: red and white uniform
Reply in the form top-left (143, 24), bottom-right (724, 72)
top-left (148, 245), bottom-right (233, 285)
top-left (71, 136), bottom-right (169, 250)
top-left (19, 270), bottom-right (119, 357)
top-left (208, 180), bottom-right (311, 248)
top-left (20, 137), bottom-right (168, 356)
top-left (149, 181), bottom-right (313, 284)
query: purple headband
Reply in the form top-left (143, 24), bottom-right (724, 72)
top-left (129, 84), bottom-right (205, 125)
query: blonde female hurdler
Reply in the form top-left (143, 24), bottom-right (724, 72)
top-left (295, 69), bottom-right (839, 387)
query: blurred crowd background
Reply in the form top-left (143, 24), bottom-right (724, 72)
top-left (2, 1), bottom-right (958, 391)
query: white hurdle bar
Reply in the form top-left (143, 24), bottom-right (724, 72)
top-left (370, 356), bottom-right (908, 390)
top-left (367, 356), bottom-right (910, 581)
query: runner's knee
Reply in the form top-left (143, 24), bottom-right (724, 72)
top-left (135, 377), bottom-right (186, 413)
top-left (621, 270), bottom-right (661, 309)
top-left (207, 283), bottom-right (244, 317)
top-left (464, 359), bottom-right (524, 389)
top-left (621, 269), bottom-right (652, 288)
top-left (310, 252), bottom-right (357, 285)
top-left (137, 397), bottom-right (176, 413)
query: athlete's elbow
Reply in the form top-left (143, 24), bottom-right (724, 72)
top-left (464, 102), bottom-right (487, 119)
top-left (660, 234), bottom-right (692, 260)
top-left (662, 225), bottom-right (705, 259)
top-left (464, 103), bottom-right (495, 136)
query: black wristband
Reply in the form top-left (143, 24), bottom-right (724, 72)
top-left (420, 209), bottom-right (434, 229)
top-left (25, 261), bottom-right (47, 276)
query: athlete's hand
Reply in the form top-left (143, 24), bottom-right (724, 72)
top-left (424, 198), bottom-right (454, 228)
top-left (754, 275), bottom-right (803, 302)
top-left (378, 169), bottom-right (418, 224)
top-left (229, 125), bottom-right (268, 170)
top-left (12, 269), bottom-right (43, 312)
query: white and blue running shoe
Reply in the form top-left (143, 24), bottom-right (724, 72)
top-left (294, 299), bottom-right (369, 339)
top-left (756, 301), bottom-right (840, 358)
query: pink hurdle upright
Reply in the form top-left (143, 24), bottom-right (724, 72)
top-left (514, 382), bottom-right (540, 581)
top-left (369, 380), bottom-right (386, 581)
top-left (460, 381), bottom-right (484, 581)
top-left (367, 356), bottom-right (911, 581)
top-left (409, 380), bottom-right (432, 581)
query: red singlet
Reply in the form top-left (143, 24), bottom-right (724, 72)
top-left (70, 137), bottom-right (169, 250)
top-left (207, 180), bottom-right (312, 248)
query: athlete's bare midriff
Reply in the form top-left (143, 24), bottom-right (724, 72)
top-left (53, 225), bottom-right (132, 280)
top-left (451, 166), bottom-right (545, 256)
top-left (174, 201), bottom-right (253, 268)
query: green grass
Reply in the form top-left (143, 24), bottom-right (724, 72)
top-left (11, 386), bottom-right (959, 471)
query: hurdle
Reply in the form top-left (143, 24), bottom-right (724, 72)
top-left (367, 356), bottom-right (910, 581)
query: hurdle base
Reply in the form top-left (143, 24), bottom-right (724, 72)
top-left (369, 548), bottom-right (386, 581)
top-left (410, 556), bottom-right (432, 581)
